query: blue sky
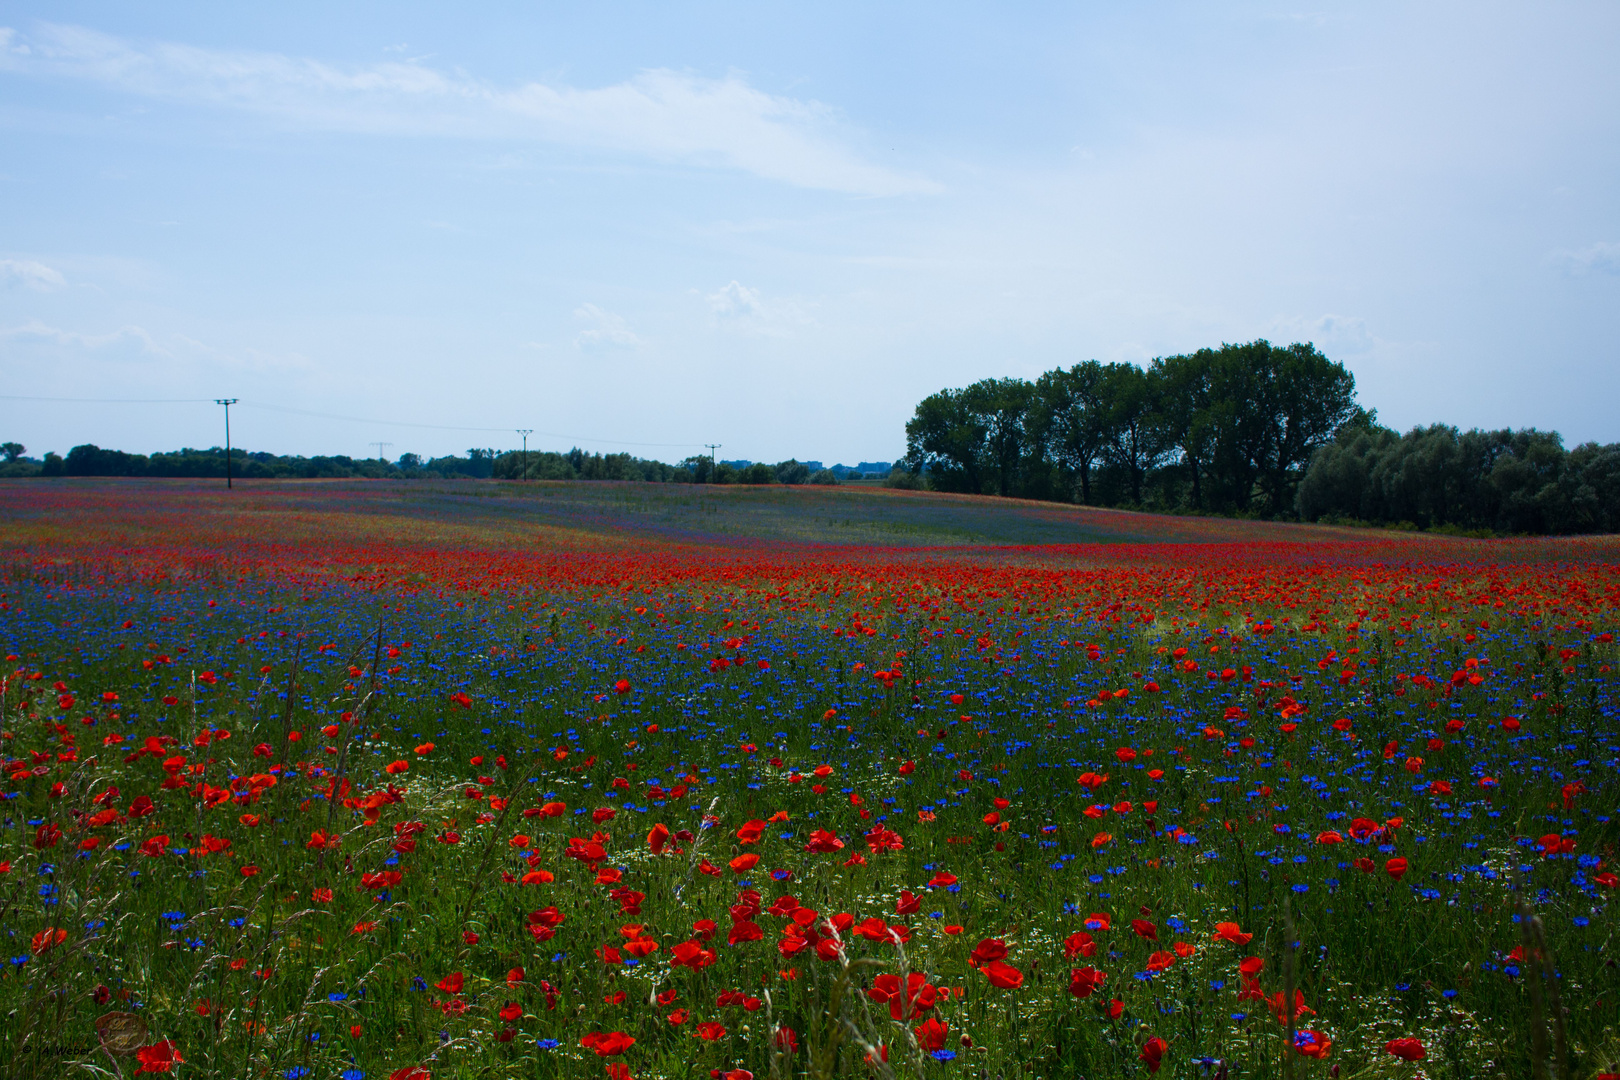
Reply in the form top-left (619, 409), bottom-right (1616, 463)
top-left (2, 2), bottom-right (1617, 464)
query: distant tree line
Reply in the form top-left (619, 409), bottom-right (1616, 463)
top-left (674, 456), bottom-right (839, 486)
top-left (1297, 421), bottom-right (1620, 535)
top-left (901, 339), bottom-right (1619, 535)
top-left (0, 442), bottom-right (847, 488)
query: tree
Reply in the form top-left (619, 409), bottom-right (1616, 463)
top-left (1032, 362), bottom-right (1110, 504)
top-left (960, 378), bottom-right (1036, 497)
top-left (0, 442), bottom-right (23, 463)
top-left (679, 454), bottom-right (713, 483)
top-left (1261, 342), bottom-right (1359, 514)
top-left (905, 388), bottom-right (987, 494)
top-left (1099, 362), bottom-right (1165, 505)
top-left (1149, 354), bottom-right (1214, 509)
top-left (905, 379), bottom-right (1038, 497)
top-left (773, 460), bottom-right (811, 485)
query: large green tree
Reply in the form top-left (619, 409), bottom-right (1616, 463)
top-left (1032, 362), bottom-right (1110, 504)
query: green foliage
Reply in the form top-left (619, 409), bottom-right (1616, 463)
top-left (773, 460), bottom-right (811, 485)
top-left (882, 468), bottom-right (923, 490)
top-left (34, 444), bottom-right (699, 485)
top-left (1297, 423), bottom-right (1620, 534)
top-left (495, 448), bottom-right (686, 483)
top-left (906, 340), bottom-right (1504, 524)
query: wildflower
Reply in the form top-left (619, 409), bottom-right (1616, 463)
top-left (981, 960), bottom-right (1024, 989)
top-left (1139, 1036), bottom-right (1167, 1073)
top-left (580, 1031), bottom-right (636, 1056)
top-left (1295, 1031), bottom-right (1331, 1059)
top-left (1386, 1038), bottom-right (1425, 1060)
top-left (1068, 966), bottom-right (1106, 998)
top-left (134, 1040), bottom-right (184, 1074)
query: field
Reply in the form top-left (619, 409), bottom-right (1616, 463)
top-left (1, 478), bottom-right (1616, 1080)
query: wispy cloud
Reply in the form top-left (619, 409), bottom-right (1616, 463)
top-left (0, 259), bottom-right (66, 290)
top-left (1269, 313), bottom-right (1377, 356)
top-left (0, 22), bottom-right (936, 196)
top-left (1553, 241), bottom-right (1620, 276)
top-left (573, 304), bottom-right (641, 350)
top-left (706, 280), bottom-right (815, 336)
top-left (1, 318), bottom-right (315, 375)
top-left (1, 317), bottom-right (165, 353)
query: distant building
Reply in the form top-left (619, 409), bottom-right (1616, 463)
top-left (829, 461), bottom-right (893, 478)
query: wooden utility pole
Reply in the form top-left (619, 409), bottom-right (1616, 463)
top-left (214, 398), bottom-right (239, 488)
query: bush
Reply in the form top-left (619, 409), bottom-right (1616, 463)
top-left (773, 460), bottom-right (811, 485)
top-left (884, 468), bottom-right (924, 490)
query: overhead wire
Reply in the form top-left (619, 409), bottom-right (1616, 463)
top-left (0, 394), bottom-right (703, 450)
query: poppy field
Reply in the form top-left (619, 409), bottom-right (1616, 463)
top-left (1, 479), bottom-right (1617, 1080)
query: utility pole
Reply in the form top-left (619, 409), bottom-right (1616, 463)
top-left (704, 443), bottom-right (721, 484)
top-left (370, 441), bottom-right (393, 464)
top-left (516, 429), bottom-right (533, 481)
top-left (213, 399), bottom-right (238, 489)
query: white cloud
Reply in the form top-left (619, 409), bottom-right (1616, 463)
top-left (573, 304), bottom-right (640, 350)
top-left (1553, 241), bottom-right (1620, 276)
top-left (0, 259), bottom-right (66, 290)
top-left (706, 280), bottom-right (814, 336)
top-left (1269, 313), bottom-right (1377, 356)
top-left (0, 22), bottom-right (937, 196)
top-left (0, 317), bottom-right (165, 353)
top-left (0, 319), bottom-right (314, 374)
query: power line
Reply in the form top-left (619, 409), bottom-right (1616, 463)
top-left (0, 395), bottom-right (213, 404)
top-left (0, 394), bottom-right (704, 449)
top-left (237, 402), bottom-right (702, 448)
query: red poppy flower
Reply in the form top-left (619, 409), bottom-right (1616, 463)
top-left (1139, 1036), bottom-right (1167, 1073)
top-left (914, 1016), bottom-right (949, 1052)
top-left (1064, 931), bottom-right (1097, 958)
top-left (1295, 1031), bottom-right (1331, 1059)
top-left (969, 938), bottom-right (1009, 965)
top-left (580, 1031), bottom-right (636, 1056)
top-left (135, 1040), bottom-right (184, 1074)
top-left (981, 960), bottom-right (1024, 989)
top-left (1386, 1038), bottom-right (1425, 1061)
top-left (1385, 857), bottom-right (1408, 881)
top-left (1068, 966), bottom-right (1106, 998)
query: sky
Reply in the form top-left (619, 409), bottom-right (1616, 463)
top-left (1, 1), bottom-right (1617, 465)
